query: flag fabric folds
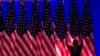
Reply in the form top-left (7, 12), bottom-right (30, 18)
top-left (28, 0), bottom-right (41, 56)
top-left (2, 1), bottom-right (16, 56)
top-left (0, 0), bottom-right (96, 56)
top-left (54, 1), bottom-right (68, 56)
top-left (81, 1), bottom-right (95, 56)
top-left (0, 3), bottom-right (3, 56)
top-left (67, 0), bottom-right (82, 56)
top-left (41, 0), bottom-right (55, 56)
top-left (15, 2), bottom-right (32, 56)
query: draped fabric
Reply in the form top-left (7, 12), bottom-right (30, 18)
top-left (2, 1), bottom-right (16, 56)
top-left (0, 0), bottom-right (95, 56)
top-left (81, 1), bottom-right (95, 56)
top-left (0, 3), bottom-right (3, 56)
top-left (41, 0), bottom-right (55, 56)
top-left (54, 1), bottom-right (68, 56)
top-left (28, 0), bottom-right (41, 56)
top-left (15, 2), bottom-right (32, 56)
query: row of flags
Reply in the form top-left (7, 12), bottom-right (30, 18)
top-left (0, 0), bottom-right (95, 56)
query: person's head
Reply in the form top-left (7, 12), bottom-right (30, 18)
top-left (73, 40), bottom-right (78, 49)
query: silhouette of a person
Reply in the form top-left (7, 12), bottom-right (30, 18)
top-left (66, 39), bottom-right (83, 56)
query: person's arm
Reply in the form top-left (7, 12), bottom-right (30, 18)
top-left (66, 40), bottom-right (72, 50)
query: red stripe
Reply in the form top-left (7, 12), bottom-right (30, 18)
top-left (22, 34), bottom-right (33, 55)
top-left (10, 30), bottom-right (16, 45)
top-left (41, 40), bottom-right (48, 56)
top-left (84, 37), bottom-right (94, 55)
top-left (55, 39), bottom-right (63, 56)
top-left (67, 32), bottom-right (73, 45)
top-left (14, 46), bottom-right (21, 56)
top-left (43, 32), bottom-right (55, 55)
top-left (2, 43), bottom-right (10, 56)
top-left (89, 34), bottom-right (95, 50)
top-left (62, 38), bottom-right (68, 56)
top-left (15, 33), bottom-right (30, 56)
top-left (44, 35), bottom-right (55, 55)
top-left (10, 30), bottom-right (16, 56)
top-left (36, 33), bottom-right (42, 56)
top-left (42, 33), bottom-right (55, 56)
top-left (15, 41), bottom-right (25, 56)
top-left (41, 34), bottom-right (49, 56)
top-left (27, 31), bottom-right (38, 56)
top-left (2, 31), bottom-right (14, 56)
top-left (54, 32), bottom-right (65, 56)
top-left (0, 32), bottom-right (2, 56)
top-left (21, 37), bottom-right (32, 55)
top-left (82, 45), bottom-right (90, 56)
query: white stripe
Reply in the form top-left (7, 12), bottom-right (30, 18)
top-left (42, 38), bottom-right (51, 56)
top-left (16, 33), bottom-right (31, 56)
top-left (55, 44), bottom-right (61, 56)
top-left (2, 48), bottom-right (8, 56)
top-left (28, 31), bottom-right (37, 56)
top-left (3, 31), bottom-right (13, 49)
top-left (3, 31), bottom-right (14, 56)
top-left (41, 48), bottom-right (46, 56)
top-left (43, 31), bottom-right (55, 54)
top-left (24, 33), bottom-right (37, 56)
top-left (3, 40), bottom-right (13, 56)
top-left (15, 40), bottom-right (26, 56)
top-left (3, 31), bottom-right (11, 43)
top-left (36, 34), bottom-right (42, 56)
top-left (86, 36), bottom-right (94, 52)
top-left (82, 49), bottom-right (86, 56)
top-left (31, 46), bottom-right (37, 56)
top-left (11, 32), bottom-right (16, 43)
top-left (82, 42), bottom-right (88, 56)
top-left (67, 31), bottom-right (73, 45)
top-left (27, 31), bottom-right (37, 46)
top-left (30, 36), bottom-right (37, 56)
top-left (23, 34), bottom-right (32, 55)
top-left (83, 39), bottom-right (92, 56)
top-left (14, 49), bottom-right (19, 56)
top-left (54, 32), bottom-right (64, 56)
top-left (86, 36), bottom-right (94, 55)
top-left (51, 34), bottom-right (55, 43)
top-left (31, 35), bottom-right (37, 47)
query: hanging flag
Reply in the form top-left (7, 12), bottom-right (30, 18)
top-left (2, 1), bottom-right (16, 56)
top-left (54, 0), bottom-right (68, 56)
top-left (41, 0), bottom-right (55, 56)
top-left (27, 0), bottom-right (41, 56)
top-left (0, 3), bottom-right (3, 56)
top-left (81, 0), bottom-right (95, 56)
top-left (15, 2), bottom-right (32, 56)
top-left (67, 0), bottom-right (82, 56)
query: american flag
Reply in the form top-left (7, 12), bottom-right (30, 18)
top-left (41, 0), bottom-right (55, 56)
top-left (2, 1), bottom-right (16, 56)
top-left (67, 0), bottom-right (82, 56)
top-left (54, 0), bottom-right (68, 56)
top-left (81, 0), bottom-right (95, 56)
top-left (28, 0), bottom-right (41, 56)
top-left (0, 3), bottom-right (3, 56)
top-left (15, 2), bottom-right (32, 56)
